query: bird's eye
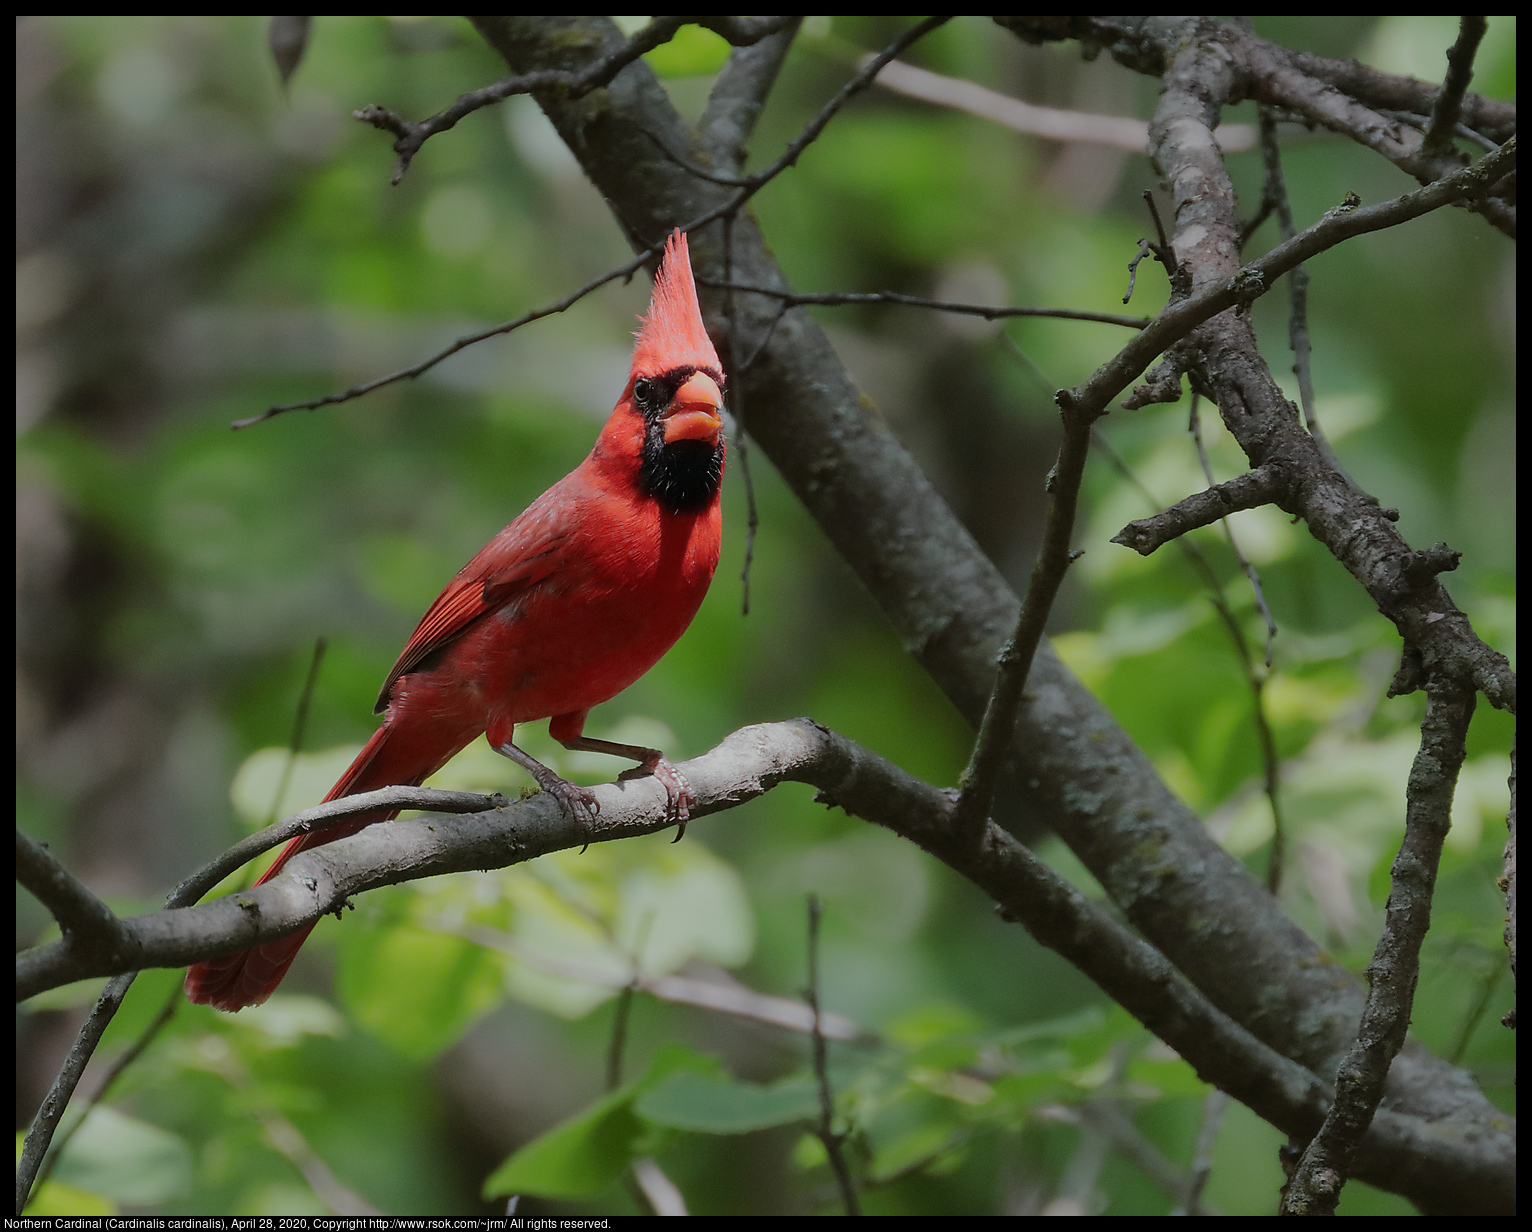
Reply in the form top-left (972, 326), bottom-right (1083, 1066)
top-left (633, 378), bottom-right (654, 405)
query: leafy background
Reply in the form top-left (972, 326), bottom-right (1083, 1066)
top-left (16, 15), bottom-right (1514, 1216)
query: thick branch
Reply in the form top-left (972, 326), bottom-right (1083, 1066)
top-left (468, 17), bottom-right (1513, 1210)
top-left (17, 831), bottom-right (122, 941)
top-left (15, 719), bottom-right (1512, 1211)
top-left (168, 785), bottom-right (506, 909)
top-left (1178, 210), bottom-right (1516, 707)
top-left (697, 19), bottom-right (801, 168)
top-left (1290, 44), bottom-right (1514, 143)
top-left (1142, 21), bottom-right (1515, 1212)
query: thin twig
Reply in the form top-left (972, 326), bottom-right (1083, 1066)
top-left (232, 257), bottom-right (658, 427)
top-left (607, 983), bottom-right (637, 1093)
top-left (1123, 238), bottom-right (1153, 304)
top-left (168, 784), bottom-right (507, 913)
top-left (1448, 956), bottom-right (1505, 1065)
top-left (265, 636), bottom-right (327, 828)
top-left (30, 982), bottom-right (181, 1199)
top-left (606, 910), bottom-right (653, 1092)
top-left (355, 16), bottom-right (697, 184)
top-left (1093, 425), bottom-right (1287, 895)
top-left (699, 278), bottom-right (1150, 330)
top-left (1173, 1088), bottom-right (1227, 1215)
top-left (1377, 108), bottom-right (1499, 152)
top-left (1281, 682), bottom-right (1476, 1214)
top-left (1422, 17), bottom-right (1489, 160)
top-left (952, 383), bottom-right (1093, 838)
top-left (1254, 109), bottom-right (1358, 493)
top-left (806, 894), bottom-right (859, 1216)
top-left (240, 18), bottom-right (951, 430)
top-left (1188, 397), bottom-right (1278, 668)
top-left (867, 52), bottom-right (1258, 153)
top-left (16, 973), bottom-right (136, 1214)
top-left (720, 218), bottom-right (761, 617)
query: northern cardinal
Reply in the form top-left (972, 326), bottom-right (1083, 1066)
top-left (187, 230), bottom-right (725, 1012)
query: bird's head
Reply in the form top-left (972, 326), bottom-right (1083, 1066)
top-left (599, 230), bottom-right (727, 512)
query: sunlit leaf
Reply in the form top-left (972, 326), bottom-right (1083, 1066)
top-left (483, 1044), bottom-right (715, 1199)
top-left (642, 23), bottom-right (730, 78)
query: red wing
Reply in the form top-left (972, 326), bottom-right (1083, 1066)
top-left (374, 512), bottom-right (571, 713)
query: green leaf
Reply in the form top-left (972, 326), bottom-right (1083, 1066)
top-left (231, 993), bottom-right (348, 1048)
top-left (230, 743), bottom-right (364, 828)
top-left (485, 837), bottom-right (755, 1018)
top-left (864, 1088), bottom-right (965, 1182)
top-left (40, 1106), bottom-right (192, 1205)
top-left (337, 894), bottom-right (504, 1059)
top-left (635, 1070), bottom-right (822, 1134)
top-left (483, 1044), bottom-right (716, 1200)
top-left (482, 1084), bottom-right (646, 1200)
top-left (643, 23), bottom-right (731, 77)
top-left (22, 1179), bottom-right (115, 1216)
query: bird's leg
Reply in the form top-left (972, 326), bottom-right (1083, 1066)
top-left (493, 738), bottom-right (600, 826)
top-left (556, 735), bottom-right (697, 840)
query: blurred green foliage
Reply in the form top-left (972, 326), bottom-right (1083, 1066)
top-left (17, 15), bottom-right (1513, 1217)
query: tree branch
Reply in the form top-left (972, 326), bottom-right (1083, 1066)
top-left (238, 17), bottom-right (945, 429)
top-left (353, 16), bottom-right (696, 184)
top-left (1504, 738), bottom-right (1517, 1024)
top-left (1111, 463), bottom-right (1286, 555)
top-left (1422, 17), bottom-right (1489, 160)
top-left (695, 279), bottom-right (1149, 329)
top-left (468, 16), bottom-right (1513, 1211)
top-left (953, 385), bottom-right (1091, 836)
top-left (1289, 44), bottom-right (1514, 144)
top-left (869, 52), bottom-right (1256, 153)
top-left (996, 17), bottom-right (1516, 238)
top-left (12, 718), bottom-right (1515, 1212)
top-left (16, 972), bottom-right (136, 1214)
top-left (168, 785), bottom-right (508, 910)
top-left (697, 18), bottom-right (801, 167)
top-left (17, 831), bottom-right (123, 944)
top-left (1282, 683), bottom-right (1476, 1214)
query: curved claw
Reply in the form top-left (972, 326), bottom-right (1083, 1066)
top-left (542, 776), bottom-right (600, 826)
top-left (618, 756), bottom-right (696, 838)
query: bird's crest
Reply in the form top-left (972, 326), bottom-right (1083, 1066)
top-left (631, 230), bottom-right (722, 380)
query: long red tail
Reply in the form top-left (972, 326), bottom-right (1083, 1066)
top-left (185, 720), bottom-right (447, 1011)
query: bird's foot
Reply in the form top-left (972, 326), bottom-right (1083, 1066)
top-left (494, 737), bottom-right (601, 827)
top-left (619, 755), bottom-right (696, 839)
top-left (536, 771), bottom-right (601, 826)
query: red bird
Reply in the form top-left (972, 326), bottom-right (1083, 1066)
top-left (187, 230), bottom-right (725, 1012)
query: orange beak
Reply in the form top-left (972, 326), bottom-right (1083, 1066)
top-left (661, 371), bottom-right (724, 444)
